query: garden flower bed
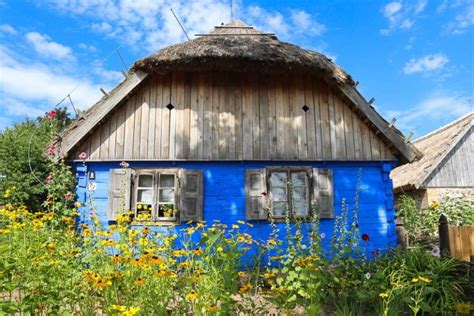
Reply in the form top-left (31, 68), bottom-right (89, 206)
top-left (0, 203), bottom-right (472, 315)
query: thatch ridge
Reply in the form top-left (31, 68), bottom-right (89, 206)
top-left (391, 112), bottom-right (474, 191)
top-left (131, 21), bottom-right (353, 87)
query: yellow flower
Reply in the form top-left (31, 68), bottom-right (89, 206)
top-left (134, 278), bottom-right (145, 286)
top-left (137, 204), bottom-right (142, 209)
top-left (239, 283), bottom-right (253, 294)
top-left (101, 239), bottom-right (115, 246)
top-left (418, 276), bottom-right (431, 283)
top-left (142, 226), bottom-right (150, 234)
top-left (186, 227), bottom-right (195, 235)
top-left (411, 278), bottom-right (419, 283)
top-left (178, 261), bottom-right (190, 269)
top-left (232, 224), bottom-right (239, 230)
top-left (379, 292), bottom-right (389, 299)
top-left (32, 220), bottom-right (44, 230)
top-left (216, 247), bottom-right (223, 253)
top-left (206, 304), bottom-right (218, 312)
top-left (238, 271), bottom-right (246, 278)
top-left (237, 220), bottom-right (245, 225)
top-left (112, 305), bottom-right (127, 312)
top-left (186, 291), bottom-right (198, 301)
top-left (193, 248), bottom-right (203, 255)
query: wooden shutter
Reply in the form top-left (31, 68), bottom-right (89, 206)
top-left (108, 168), bottom-right (134, 221)
top-left (245, 169), bottom-right (267, 220)
top-left (179, 169), bottom-right (204, 222)
top-left (312, 168), bottom-right (334, 219)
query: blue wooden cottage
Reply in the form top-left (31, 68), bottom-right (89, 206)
top-left (59, 21), bottom-right (419, 257)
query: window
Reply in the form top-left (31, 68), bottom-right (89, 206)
top-left (134, 171), bottom-right (178, 221)
top-left (108, 168), bottom-right (203, 223)
top-left (268, 168), bottom-right (311, 218)
top-left (245, 167), bottom-right (334, 221)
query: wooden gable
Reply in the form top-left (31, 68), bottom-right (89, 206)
top-left (71, 71), bottom-right (395, 161)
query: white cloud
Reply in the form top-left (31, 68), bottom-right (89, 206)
top-left (384, 2), bottom-right (402, 17)
top-left (444, 2), bottom-right (474, 34)
top-left (380, 0), bottom-right (427, 35)
top-left (384, 91), bottom-right (472, 135)
top-left (25, 32), bottom-right (75, 61)
top-left (0, 24), bottom-right (17, 35)
top-left (0, 44), bottom-right (108, 127)
top-left (78, 42), bottom-right (96, 52)
top-left (403, 54), bottom-right (449, 74)
top-left (43, 0), bottom-right (325, 52)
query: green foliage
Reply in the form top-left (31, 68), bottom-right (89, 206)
top-left (0, 108), bottom-right (72, 210)
top-left (398, 195), bottom-right (474, 246)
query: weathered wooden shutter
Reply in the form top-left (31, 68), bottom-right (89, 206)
top-left (108, 168), bottom-right (134, 221)
top-left (179, 169), bottom-right (204, 222)
top-left (312, 168), bottom-right (334, 219)
top-left (245, 169), bottom-right (267, 220)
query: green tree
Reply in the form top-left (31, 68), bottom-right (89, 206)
top-left (0, 107), bottom-right (72, 210)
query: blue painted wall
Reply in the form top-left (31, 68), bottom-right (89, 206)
top-left (74, 161), bottom-right (397, 260)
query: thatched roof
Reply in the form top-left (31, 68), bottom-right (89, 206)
top-left (131, 20), bottom-right (353, 87)
top-left (391, 112), bottom-right (474, 191)
top-left (59, 20), bottom-right (420, 163)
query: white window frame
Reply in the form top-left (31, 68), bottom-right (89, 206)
top-left (133, 168), bottom-right (180, 222)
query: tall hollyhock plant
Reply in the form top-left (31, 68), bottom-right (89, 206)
top-left (43, 110), bottom-right (76, 221)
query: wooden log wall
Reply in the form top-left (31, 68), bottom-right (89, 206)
top-left (74, 71), bottom-right (396, 161)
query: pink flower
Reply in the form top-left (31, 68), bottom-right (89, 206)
top-left (44, 174), bottom-right (53, 184)
top-left (46, 145), bottom-right (57, 155)
top-left (119, 161), bottom-right (130, 168)
top-left (65, 192), bottom-right (73, 201)
top-left (47, 110), bottom-right (57, 120)
top-left (78, 152), bottom-right (87, 160)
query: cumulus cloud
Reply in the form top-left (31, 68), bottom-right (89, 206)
top-left (444, 2), bottom-right (474, 34)
top-left (43, 0), bottom-right (325, 51)
top-left (384, 91), bottom-right (472, 135)
top-left (25, 32), bottom-right (75, 61)
top-left (0, 24), bottom-right (17, 35)
top-left (403, 54), bottom-right (448, 74)
top-left (380, 0), bottom-right (427, 35)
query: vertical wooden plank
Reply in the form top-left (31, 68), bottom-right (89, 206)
top-left (267, 76), bottom-right (277, 159)
top-left (334, 93), bottom-right (346, 159)
top-left (197, 73), bottom-right (205, 158)
top-left (343, 103), bottom-right (355, 159)
top-left (202, 73), bottom-right (213, 159)
top-left (242, 73), bottom-right (253, 159)
top-left (168, 72), bottom-right (177, 159)
top-left (327, 86), bottom-right (337, 159)
top-left (132, 90), bottom-right (142, 159)
top-left (360, 120), bottom-right (372, 160)
top-left (234, 73), bottom-right (243, 160)
top-left (139, 80), bottom-right (150, 159)
top-left (288, 75), bottom-right (300, 159)
top-left (154, 74), bottom-right (163, 159)
top-left (370, 130), bottom-right (381, 159)
top-left (293, 76), bottom-right (307, 160)
top-left (124, 95), bottom-right (136, 159)
top-left (211, 73), bottom-right (220, 159)
top-left (228, 76), bottom-right (237, 159)
top-left (251, 73), bottom-right (261, 159)
top-left (147, 76), bottom-right (157, 159)
top-left (107, 111), bottom-right (117, 159)
top-left (312, 78), bottom-right (323, 159)
top-left (183, 72), bottom-right (192, 159)
top-left (218, 74), bottom-right (229, 159)
top-left (161, 73), bottom-right (171, 159)
top-left (304, 75), bottom-right (317, 159)
top-left (174, 72), bottom-right (185, 159)
top-left (275, 77), bottom-right (285, 159)
top-left (115, 102), bottom-right (126, 159)
top-left (318, 80), bottom-right (332, 160)
top-left (352, 111), bottom-right (363, 160)
top-left (90, 127), bottom-right (101, 159)
top-left (190, 72), bottom-right (199, 159)
top-left (259, 74), bottom-right (270, 160)
top-left (99, 119), bottom-right (110, 159)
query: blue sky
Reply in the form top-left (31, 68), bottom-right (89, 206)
top-left (0, 0), bottom-right (472, 138)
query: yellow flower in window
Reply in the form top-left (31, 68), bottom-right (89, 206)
top-left (137, 204), bottom-right (142, 210)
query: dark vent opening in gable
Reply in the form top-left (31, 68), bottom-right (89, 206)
top-left (166, 103), bottom-right (174, 111)
top-left (302, 105), bottom-right (309, 112)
